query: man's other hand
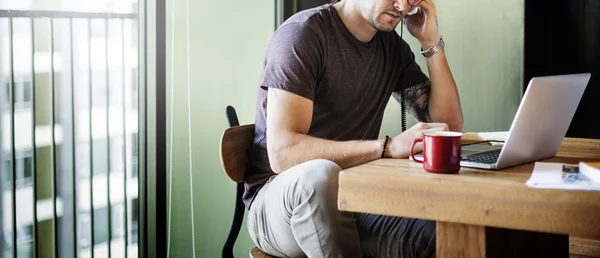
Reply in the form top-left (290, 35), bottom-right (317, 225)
top-left (385, 122), bottom-right (449, 158)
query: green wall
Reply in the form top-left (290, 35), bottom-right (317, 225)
top-left (166, 0), bottom-right (523, 257)
top-left (165, 0), bottom-right (274, 257)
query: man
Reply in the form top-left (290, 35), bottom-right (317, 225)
top-left (244, 0), bottom-right (463, 257)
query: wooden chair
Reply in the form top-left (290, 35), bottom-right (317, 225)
top-left (220, 106), bottom-right (275, 258)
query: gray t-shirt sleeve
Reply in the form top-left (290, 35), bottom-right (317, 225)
top-left (258, 23), bottom-right (323, 101)
top-left (395, 39), bottom-right (430, 92)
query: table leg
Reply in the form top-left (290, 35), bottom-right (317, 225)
top-left (437, 221), bottom-right (486, 258)
top-left (436, 221), bottom-right (569, 258)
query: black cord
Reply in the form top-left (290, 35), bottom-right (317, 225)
top-left (400, 23), bottom-right (407, 132)
top-left (400, 23), bottom-right (406, 71)
top-left (400, 92), bottom-right (407, 132)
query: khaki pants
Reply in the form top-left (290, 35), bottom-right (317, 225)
top-left (247, 159), bottom-right (436, 258)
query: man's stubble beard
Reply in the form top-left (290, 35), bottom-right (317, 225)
top-left (357, 1), bottom-right (400, 32)
top-left (364, 9), bottom-right (401, 32)
top-left (370, 14), bottom-right (400, 32)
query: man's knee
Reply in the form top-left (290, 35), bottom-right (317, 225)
top-left (295, 159), bottom-right (341, 189)
top-left (292, 159), bottom-right (342, 206)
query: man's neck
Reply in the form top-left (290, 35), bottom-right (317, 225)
top-left (333, 0), bottom-right (377, 43)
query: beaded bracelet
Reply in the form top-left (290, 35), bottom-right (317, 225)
top-left (381, 135), bottom-right (390, 158)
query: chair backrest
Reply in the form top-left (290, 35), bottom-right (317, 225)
top-left (219, 124), bottom-right (255, 182)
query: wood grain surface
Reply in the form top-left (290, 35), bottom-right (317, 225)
top-left (437, 222), bottom-right (485, 258)
top-left (219, 124), bottom-right (255, 182)
top-left (570, 236), bottom-right (600, 257)
top-left (250, 247), bottom-right (276, 258)
top-left (338, 135), bottom-right (600, 238)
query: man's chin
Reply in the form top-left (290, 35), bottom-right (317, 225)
top-left (373, 18), bottom-right (400, 32)
top-left (367, 18), bottom-right (399, 32)
top-left (376, 23), bottom-right (399, 32)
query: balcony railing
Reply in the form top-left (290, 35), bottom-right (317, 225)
top-left (0, 9), bottom-right (139, 258)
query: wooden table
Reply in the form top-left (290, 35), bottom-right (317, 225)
top-left (338, 133), bottom-right (600, 258)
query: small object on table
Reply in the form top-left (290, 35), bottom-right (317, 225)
top-left (579, 161), bottom-right (600, 184)
top-left (525, 162), bottom-right (600, 191)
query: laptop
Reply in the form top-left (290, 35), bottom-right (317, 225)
top-left (415, 73), bottom-right (591, 170)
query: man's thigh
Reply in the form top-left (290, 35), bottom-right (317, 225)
top-left (247, 159), bottom-right (350, 257)
top-left (247, 171), bottom-right (306, 257)
top-left (356, 213), bottom-right (436, 258)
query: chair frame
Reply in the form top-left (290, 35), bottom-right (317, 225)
top-left (221, 106), bottom-right (275, 258)
top-left (220, 106), bottom-right (249, 258)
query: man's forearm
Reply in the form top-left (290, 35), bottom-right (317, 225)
top-left (424, 49), bottom-right (463, 131)
top-left (268, 132), bottom-right (383, 173)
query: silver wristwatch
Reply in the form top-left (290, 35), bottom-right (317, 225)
top-left (421, 37), bottom-right (445, 58)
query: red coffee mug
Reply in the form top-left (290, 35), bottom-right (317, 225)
top-left (409, 131), bottom-right (463, 173)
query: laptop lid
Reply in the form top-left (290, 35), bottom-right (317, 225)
top-left (494, 73), bottom-right (591, 169)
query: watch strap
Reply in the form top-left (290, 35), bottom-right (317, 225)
top-left (421, 37), bottom-right (445, 58)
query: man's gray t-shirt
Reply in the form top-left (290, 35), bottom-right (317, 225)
top-left (244, 3), bottom-right (429, 208)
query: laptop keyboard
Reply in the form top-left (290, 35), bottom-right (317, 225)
top-left (461, 149), bottom-right (501, 164)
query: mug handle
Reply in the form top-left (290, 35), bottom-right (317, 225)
top-left (410, 138), bottom-right (423, 163)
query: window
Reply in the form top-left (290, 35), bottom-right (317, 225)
top-left (2, 151), bottom-right (34, 189)
top-left (3, 82), bottom-right (7, 104)
top-left (110, 139), bottom-right (124, 174)
top-left (17, 225), bottom-right (33, 243)
top-left (77, 143), bottom-right (91, 178)
top-left (3, 225), bottom-right (34, 258)
top-left (17, 156), bottom-right (33, 186)
top-left (0, 3), bottom-right (142, 257)
top-left (24, 82), bottom-right (32, 102)
top-left (90, 19), bottom-right (108, 38)
top-left (23, 156), bottom-right (33, 179)
top-left (93, 207), bottom-right (109, 245)
top-left (111, 203), bottom-right (125, 239)
top-left (93, 139), bottom-right (108, 175)
top-left (131, 68), bottom-right (138, 108)
top-left (19, 82), bottom-right (33, 103)
top-left (3, 160), bottom-right (10, 187)
top-left (79, 206), bottom-right (110, 247)
top-left (79, 213), bottom-right (91, 248)
top-left (91, 70), bottom-right (108, 108)
top-left (131, 133), bottom-right (138, 178)
top-left (131, 198), bottom-right (138, 244)
top-left (78, 139), bottom-right (109, 177)
top-left (3, 224), bottom-right (33, 245)
top-left (131, 133), bottom-right (138, 157)
top-left (80, 138), bottom-right (123, 176)
top-left (3, 81), bottom-right (33, 109)
top-left (3, 82), bottom-right (10, 107)
top-left (16, 242), bottom-right (33, 257)
top-left (108, 70), bottom-right (124, 106)
top-left (74, 74), bottom-right (91, 109)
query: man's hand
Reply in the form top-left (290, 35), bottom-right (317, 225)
top-left (385, 122), bottom-right (449, 158)
top-left (403, 0), bottom-right (440, 49)
top-left (401, 0), bottom-right (464, 132)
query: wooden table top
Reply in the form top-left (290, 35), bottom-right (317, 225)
top-left (338, 133), bottom-right (600, 238)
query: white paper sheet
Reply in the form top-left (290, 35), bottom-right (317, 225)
top-left (525, 162), bottom-right (600, 191)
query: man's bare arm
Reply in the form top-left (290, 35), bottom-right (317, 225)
top-left (423, 49), bottom-right (463, 131)
top-left (266, 88), bottom-right (384, 173)
top-left (402, 0), bottom-right (463, 131)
